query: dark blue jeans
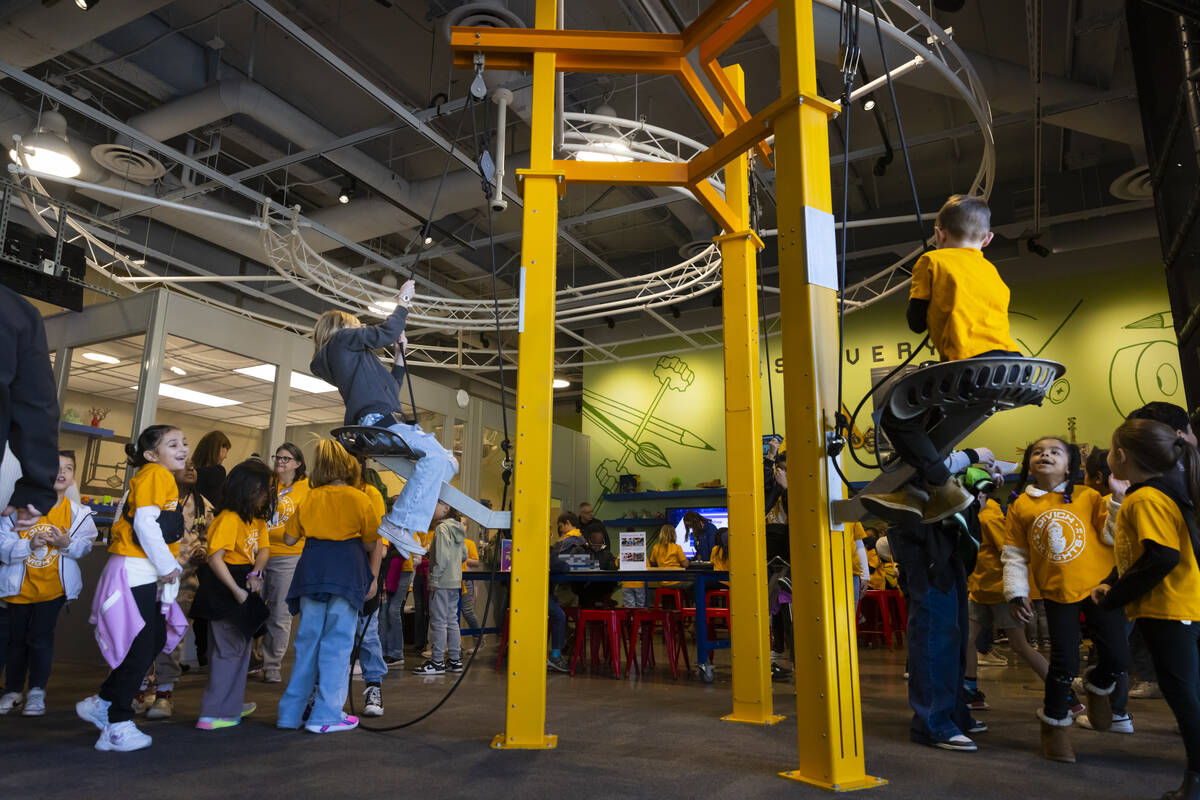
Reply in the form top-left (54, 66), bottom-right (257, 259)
top-left (891, 526), bottom-right (972, 743)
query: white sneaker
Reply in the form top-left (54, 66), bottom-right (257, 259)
top-left (377, 519), bottom-right (426, 559)
top-left (306, 714), bottom-right (359, 734)
top-left (21, 688), bottom-right (45, 716)
top-left (976, 650), bottom-right (1009, 667)
top-left (1129, 681), bottom-right (1163, 700)
top-left (934, 734), bottom-right (978, 752)
top-left (363, 685), bottom-right (383, 717)
top-left (0, 691), bottom-right (23, 714)
top-left (1078, 713), bottom-right (1135, 734)
top-left (76, 695), bottom-right (112, 730)
top-left (95, 720), bottom-right (152, 752)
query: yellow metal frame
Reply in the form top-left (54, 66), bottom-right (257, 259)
top-left (454, 1), bottom-right (882, 788)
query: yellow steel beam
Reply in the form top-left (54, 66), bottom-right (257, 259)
top-left (493, 0), bottom-right (560, 752)
top-left (553, 159), bottom-right (689, 186)
top-left (452, 50), bottom-right (683, 75)
top-left (717, 62), bottom-right (782, 728)
top-left (774, 0), bottom-right (883, 790)
top-left (698, 0), bottom-right (778, 63)
top-left (690, 179), bottom-right (740, 234)
top-left (450, 27), bottom-right (682, 57)
top-left (676, 57), bottom-right (728, 138)
top-left (687, 91), bottom-right (801, 187)
top-left (701, 58), bottom-right (773, 165)
top-left (682, 0), bottom-right (762, 52)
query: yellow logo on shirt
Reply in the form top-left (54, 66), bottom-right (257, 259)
top-left (21, 522), bottom-right (60, 570)
top-left (1031, 509), bottom-right (1087, 564)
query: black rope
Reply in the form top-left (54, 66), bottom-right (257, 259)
top-left (749, 169), bottom-right (776, 436)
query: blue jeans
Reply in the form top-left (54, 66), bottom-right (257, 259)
top-left (277, 594), bottom-right (357, 728)
top-left (891, 525), bottom-right (972, 744)
top-left (548, 592), bottom-right (565, 651)
top-left (360, 416), bottom-right (457, 533)
top-left (356, 612), bottom-right (387, 684)
top-left (382, 572), bottom-right (413, 659)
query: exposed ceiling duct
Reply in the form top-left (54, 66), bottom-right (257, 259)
top-left (0, 0), bottom-right (175, 69)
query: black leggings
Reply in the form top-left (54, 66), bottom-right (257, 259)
top-left (1043, 597), bottom-right (1129, 720)
top-left (99, 583), bottom-right (165, 723)
top-left (1139, 618), bottom-right (1200, 772)
top-left (5, 596), bottom-right (66, 692)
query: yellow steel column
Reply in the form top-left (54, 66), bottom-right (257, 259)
top-left (774, 0), bottom-right (884, 791)
top-left (493, 0), bottom-right (562, 751)
top-left (716, 63), bottom-right (783, 727)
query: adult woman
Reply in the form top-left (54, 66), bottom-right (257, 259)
top-left (262, 443), bottom-right (309, 684)
top-left (192, 431), bottom-right (232, 508)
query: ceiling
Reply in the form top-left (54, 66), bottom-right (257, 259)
top-left (0, 0), bottom-right (1155, 396)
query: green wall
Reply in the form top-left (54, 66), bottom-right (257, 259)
top-left (584, 256), bottom-right (1182, 500)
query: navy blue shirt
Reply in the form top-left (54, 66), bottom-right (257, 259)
top-left (693, 521), bottom-right (718, 562)
top-left (286, 537), bottom-right (373, 615)
top-left (311, 306), bottom-right (409, 427)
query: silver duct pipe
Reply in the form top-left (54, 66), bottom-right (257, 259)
top-left (0, 0), bottom-right (175, 69)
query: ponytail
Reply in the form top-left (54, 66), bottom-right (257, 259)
top-left (1012, 442), bottom-right (1035, 501)
top-left (125, 425), bottom-right (176, 467)
top-left (1114, 419), bottom-right (1200, 509)
top-left (1176, 438), bottom-right (1200, 513)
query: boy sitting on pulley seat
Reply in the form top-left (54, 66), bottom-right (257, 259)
top-left (310, 279), bottom-right (458, 560)
top-left (859, 194), bottom-right (1021, 525)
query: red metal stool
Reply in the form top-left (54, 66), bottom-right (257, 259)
top-left (857, 589), bottom-right (896, 650)
top-left (494, 605), bottom-right (582, 670)
top-left (879, 589), bottom-right (906, 646)
top-left (704, 588), bottom-right (731, 638)
top-left (571, 608), bottom-right (625, 677)
top-left (654, 587), bottom-right (685, 611)
top-left (625, 608), bottom-right (689, 679)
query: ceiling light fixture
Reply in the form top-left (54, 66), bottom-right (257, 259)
top-left (234, 364), bottom-right (337, 393)
top-left (863, 97), bottom-right (877, 111)
top-left (337, 178), bottom-right (356, 204)
top-left (82, 352), bottom-right (120, 365)
top-left (8, 110), bottom-right (81, 178)
top-left (130, 383), bottom-right (240, 408)
top-left (575, 102), bottom-right (635, 163)
top-left (423, 235), bottom-right (434, 246)
top-left (552, 378), bottom-right (571, 389)
top-left (75, 0), bottom-right (100, 9)
top-left (169, 365), bottom-right (187, 376)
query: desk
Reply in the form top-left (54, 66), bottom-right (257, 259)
top-left (463, 568), bottom-right (730, 667)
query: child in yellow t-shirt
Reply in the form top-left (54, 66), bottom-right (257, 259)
top-left (277, 440), bottom-right (380, 734)
top-left (1096, 419), bottom-right (1200, 796)
top-left (78, 424), bottom-right (188, 753)
top-left (194, 459), bottom-right (274, 730)
top-left (860, 195), bottom-right (1020, 527)
top-left (0, 450), bottom-right (97, 715)
top-left (1001, 436), bottom-right (1129, 761)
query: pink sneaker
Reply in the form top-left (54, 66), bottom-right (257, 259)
top-left (305, 715), bottom-right (359, 734)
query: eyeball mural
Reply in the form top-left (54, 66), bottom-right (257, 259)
top-left (1108, 311), bottom-right (1181, 417)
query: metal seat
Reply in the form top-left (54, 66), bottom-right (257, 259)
top-left (832, 357), bottom-right (1064, 524)
top-left (331, 425), bottom-right (512, 531)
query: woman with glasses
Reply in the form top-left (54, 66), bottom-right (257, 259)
top-left (261, 443), bottom-right (309, 683)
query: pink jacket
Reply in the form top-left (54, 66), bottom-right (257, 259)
top-left (90, 557), bottom-right (188, 670)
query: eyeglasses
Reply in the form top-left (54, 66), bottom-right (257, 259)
top-left (273, 455), bottom-right (295, 464)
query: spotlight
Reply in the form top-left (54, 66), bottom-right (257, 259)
top-left (337, 188), bottom-right (351, 204)
top-left (8, 110), bottom-right (81, 178)
top-left (605, 316), bottom-right (615, 329)
top-left (863, 96), bottom-right (877, 112)
top-left (552, 378), bottom-right (570, 389)
top-left (1026, 237), bottom-right (1050, 258)
top-left (337, 179), bottom-right (356, 204)
top-left (75, 0), bottom-right (100, 8)
top-left (423, 235), bottom-right (434, 247)
top-left (670, 305), bottom-right (680, 319)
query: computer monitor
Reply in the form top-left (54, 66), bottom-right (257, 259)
top-left (665, 506), bottom-right (729, 559)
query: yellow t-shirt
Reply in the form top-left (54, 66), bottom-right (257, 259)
top-left (650, 540), bottom-right (688, 569)
top-left (461, 537), bottom-right (479, 594)
top-left (206, 510), bottom-right (268, 566)
top-left (1005, 485), bottom-right (1112, 604)
top-left (295, 484), bottom-right (381, 544)
top-left (846, 522), bottom-right (868, 583)
top-left (909, 247), bottom-right (1019, 361)
top-left (399, 530), bottom-right (436, 572)
top-left (711, 543), bottom-right (730, 572)
top-left (7, 497), bottom-right (73, 604)
top-left (362, 484), bottom-right (386, 521)
top-left (1115, 487), bottom-right (1200, 621)
top-left (968, 499), bottom-right (1007, 604)
top-left (268, 478), bottom-right (310, 558)
top-left (109, 463), bottom-right (181, 560)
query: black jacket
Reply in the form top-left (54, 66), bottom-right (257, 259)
top-left (311, 306), bottom-right (410, 427)
top-left (195, 464), bottom-right (226, 509)
top-left (0, 285), bottom-right (59, 513)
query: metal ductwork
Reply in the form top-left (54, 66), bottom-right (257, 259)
top-left (0, 0), bottom-right (175, 69)
top-left (758, 8), bottom-right (1144, 146)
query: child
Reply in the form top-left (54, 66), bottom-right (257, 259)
top-left (650, 524), bottom-right (688, 570)
top-left (1002, 436), bottom-right (1129, 763)
top-left (263, 442), bottom-right (309, 684)
top-left (277, 440), bottom-right (380, 734)
top-left (191, 459), bottom-right (274, 729)
top-left (0, 451), bottom-right (97, 715)
top-left (1096, 419), bottom-right (1200, 800)
top-left (414, 503), bottom-right (466, 675)
top-left (860, 194), bottom-right (1021, 525)
top-left (310, 280), bottom-right (457, 560)
top-left (77, 426), bottom-right (189, 752)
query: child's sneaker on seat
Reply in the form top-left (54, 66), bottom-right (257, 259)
top-left (446, 658), bottom-right (464, 673)
top-left (306, 714), bottom-right (358, 734)
top-left (377, 519), bottom-right (426, 559)
top-left (0, 691), bottom-right (24, 714)
top-left (859, 484), bottom-right (929, 524)
top-left (95, 720), bottom-right (152, 752)
top-left (145, 691), bottom-right (173, 720)
top-left (922, 478), bottom-right (974, 523)
top-left (22, 688), bottom-right (46, 716)
top-left (363, 684), bottom-right (383, 716)
top-left (75, 695), bottom-right (110, 730)
top-left (412, 659), bottom-right (446, 675)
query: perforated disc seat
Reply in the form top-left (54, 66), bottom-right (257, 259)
top-left (833, 357), bottom-right (1064, 524)
top-left (332, 426), bottom-right (417, 459)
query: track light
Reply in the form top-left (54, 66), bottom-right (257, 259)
top-left (1026, 237), bottom-right (1050, 258)
top-left (670, 305), bottom-right (681, 319)
top-left (337, 179), bottom-right (356, 204)
top-left (862, 96), bottom-right (877, 112)
top-left (605, 316), bottom-right (615, 329)
top-left (75, 0), bottom-right (100, 8)
top-left (423, 235), bottom-right (434, 247)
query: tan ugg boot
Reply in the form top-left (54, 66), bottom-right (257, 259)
top-left (1038, 710), bottom-right (1076, 763)
top-left (1083, 671), bottom-right (1116, 732)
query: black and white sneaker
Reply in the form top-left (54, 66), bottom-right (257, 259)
top-left (412, 660), bottom-right (446, 675)
top-left (968, 719), bottom-right (988, 734)
top-left (934, 734), bottom-right (977, 752)
top-left (446, 658), bottom-right (464, 673)
top-left (362, 684), bottom-right (383, 717)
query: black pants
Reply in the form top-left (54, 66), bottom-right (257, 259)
top-left (5, 595), bottom-right (66, 692)
top-left (1139, 618), bottom-right (1200, 771)
top-left (879, 349), bottom-right (1022, 487)
top-left (99, 583), bottom-right (165, 723)
top-left (1129, 622), bottom-right (1159, 684)
top-left (193, 618), bottom-right (210, 667)
top-left (1043, 597), bottom-right (1129, 720)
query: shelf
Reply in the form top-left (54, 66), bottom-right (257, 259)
top-left (60, 421), bottom-right (114, 438)
top-left (602, 488), bottom-right (726, 502)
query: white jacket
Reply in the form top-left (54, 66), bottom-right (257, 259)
top-left (0, 497), bottom-right (98, 601)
